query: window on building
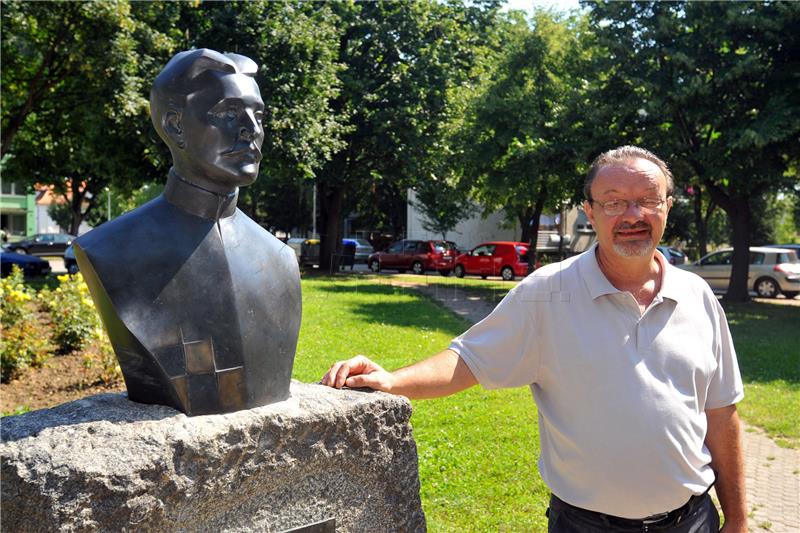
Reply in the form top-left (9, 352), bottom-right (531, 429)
top-left (1, 213), bottom-right (27, 236)
top-left (1, 181), bottom-right (23, 196)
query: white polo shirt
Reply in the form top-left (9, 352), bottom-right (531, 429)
top-left (449, 244), bottom-right (744, 519)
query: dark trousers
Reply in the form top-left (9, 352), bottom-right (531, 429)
top-left (547, 493), bottom-right (720, 533)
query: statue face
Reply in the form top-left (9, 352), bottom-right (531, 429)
top-left (178, 73), bottom-right (265, 193)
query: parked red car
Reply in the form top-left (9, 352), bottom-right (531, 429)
top-left (453, 241), bottom-right (529, 281)
top-left (368, 240), bottom-right (457, 275)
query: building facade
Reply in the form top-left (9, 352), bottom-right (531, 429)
top-left (406, 189), bottom-right (595, 254)
top-left (1, 181), bottom-right (36, 240)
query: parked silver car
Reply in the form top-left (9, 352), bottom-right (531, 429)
top-left (343, 238), bottom-right (374, 263)
top-left (678, 246), bottom-right (800, 298)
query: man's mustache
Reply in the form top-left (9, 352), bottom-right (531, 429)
top-left (614, 221), bottom-right (651, 232)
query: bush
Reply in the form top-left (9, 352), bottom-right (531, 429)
top-left (38, 274), bottom-right (102, 354)
top-left (0, 267), bottom-right (53, 381)
top-left (81, 333), bottom-right (122, 385)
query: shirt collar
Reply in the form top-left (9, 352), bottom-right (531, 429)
top-left (579, 243), bottom-right (680, 303)
top-left (579, 243), bottom-right (620, 299)
top-left (163, 169), bottom-right (238, 221)
top-left (654, 249), bottom-right (681, 303)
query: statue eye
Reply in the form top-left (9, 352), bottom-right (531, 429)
top-left (213, 106), bottom-right (239, 120)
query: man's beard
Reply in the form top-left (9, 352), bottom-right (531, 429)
top-left (612, 221), bottom-right (653, 257)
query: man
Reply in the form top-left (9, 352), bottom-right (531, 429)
top-left (322, 146), bottom-right (746, 532)
top-left (75, 49), bottom-right (301, 416)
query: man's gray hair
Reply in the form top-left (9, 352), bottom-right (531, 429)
top-left (584, 145), bottom-right (674, 200)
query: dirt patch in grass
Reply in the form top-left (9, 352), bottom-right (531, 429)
top-left (0, 349), bottom-right (124, 415)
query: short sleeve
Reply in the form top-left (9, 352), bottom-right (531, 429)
top-left (449, 286), bottom-right (538, 389)
top-left (704, 298), bottom-right (744, 409)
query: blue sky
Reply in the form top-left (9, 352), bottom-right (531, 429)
top-left (502, 0), bottom-right (584, 15)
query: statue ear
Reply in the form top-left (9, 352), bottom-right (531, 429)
top-left (163, 110), bottom-right (185, 149)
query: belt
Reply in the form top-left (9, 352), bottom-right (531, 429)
top-left (550, 486), bottom-right (712, 531)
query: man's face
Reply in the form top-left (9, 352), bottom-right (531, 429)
top-left (583, 158), bottom-right (672, 260)
top-left (177, 72), bottom-right (265, 193)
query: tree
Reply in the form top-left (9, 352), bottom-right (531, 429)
top-left (309, 1), bottom-right (499, 270)
top-left (181, 1), bottom-right (347, 237)
top-left (458, 10), bottom-right (588, 269)
top-left (412, 174), bottom-right (472, 240)
top-left (1, 1), bottom-right (178, 234)
top-left (588, 1), bottom-right (800, 301)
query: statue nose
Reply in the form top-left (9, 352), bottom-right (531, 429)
top-left (239, 126), bottom-right (254, 141)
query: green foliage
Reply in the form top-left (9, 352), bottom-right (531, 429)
top-left (46, 202), bottom-right (72, 234)
top-left (457, 9), bottom-right (588, 254)
top-left (1, 0), bottom-right (177, 233)
top-left (81, 335), bottom-right (120, 385)
top-left (313, 1), bottom-right (502, 267)
top-left (182, 1), bottom-right (347, 233)
top-left (762, 193), bottom-right (799, 245)
top-left (724, 301), bottom-right (800, 448)
top-left (412, 176), bottom-right (472, 240)
top-left (0, 267), bottom-right (52, 381)
top-left (587, 1), bottom-right (800, 300)
top-left (38, 274), bottom-right (102, 354)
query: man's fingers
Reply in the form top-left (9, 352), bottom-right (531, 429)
top-left (321, 355), bottom-right (383, 389)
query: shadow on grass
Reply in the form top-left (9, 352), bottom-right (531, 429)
top-left (346, 298), bottom-right (468, 338)
top-left (723, 301), bottom-right (799, 385)
top-left (310, 276), bottom-right (510, 304)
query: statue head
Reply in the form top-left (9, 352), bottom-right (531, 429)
top-left (150, 49), bottom-right (265, 194)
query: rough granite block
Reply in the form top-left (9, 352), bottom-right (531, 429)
top-left (1, 381), bottom-right (426, 533)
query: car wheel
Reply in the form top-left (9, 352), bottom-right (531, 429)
top-left (412, 261), bottom-right (424, 275)
top-left (782, 291), bottom-right (799, 299)
top-left (369, 259), bottom-right (380, 272)
top-left (754, 277), bottom-right (779, 298)
top-left (68, 264), bottom-right (79, 275)
top-left (454, 264), bottom-right (465, 278)
top-left (438, 269), bottom-right (451, 277)
top-left (501, 266), bottom-right (514, 281)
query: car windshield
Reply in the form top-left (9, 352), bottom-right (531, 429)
top-left (516, 246), bottom-right (529, 261)
top-left (779, 251), bottom-right (799, 264)
top-left (432, 242), bottom-right (452, 252)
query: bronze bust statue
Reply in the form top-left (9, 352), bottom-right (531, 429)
top-left (75, 49), bottom-right (301, 416)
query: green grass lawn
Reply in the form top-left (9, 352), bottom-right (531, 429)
top-left (722, 301), bottom-right (800, 448)
top-left (293, 277), bottom-right (550, 531)
top-left (293, 275), bottom-right (799, 530)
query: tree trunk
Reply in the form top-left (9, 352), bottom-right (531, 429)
top-left (527, 188), bottom-right (546, 274)
top-left (692, 186), bottom-right (708, 258)
top-left (68, 178), bottom-right (89, 236)
top-left (518, 206), bottom-right (533, 244)
top-left (724, 197), bottom-right (751, 302)
top-left (319, 181), bottom-right (344, 273)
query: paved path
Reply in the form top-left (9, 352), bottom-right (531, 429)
top-left (400, 280), bottom-right (800, 533)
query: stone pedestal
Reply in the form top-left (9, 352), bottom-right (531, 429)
top-left (1, 382), bottom-right (426, 532)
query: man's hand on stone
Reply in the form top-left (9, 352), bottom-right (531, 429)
top-left (321, 355), bottom-right (395, 393)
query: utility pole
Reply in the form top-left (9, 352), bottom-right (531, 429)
top-left (312, 182), bottom-right (317, 238)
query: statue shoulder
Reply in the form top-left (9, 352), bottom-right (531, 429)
top-left (76, 196), bottom-right (170, 254)
top-left (233, 210), bottom-right (296, 263)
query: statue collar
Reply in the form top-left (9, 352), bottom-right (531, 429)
top-left (164, 170), bottom-right (238, 221)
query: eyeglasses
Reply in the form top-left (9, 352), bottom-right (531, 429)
top-left (590, 197), bottom-right (668, 216)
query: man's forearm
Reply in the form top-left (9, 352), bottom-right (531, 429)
top-left (390, 349), bottom-right (478, 399)
top-left (705, 405), bottom-right (747, 532)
